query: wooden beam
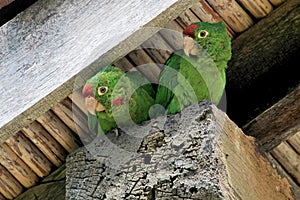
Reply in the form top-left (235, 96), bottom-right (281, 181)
top-left (66, 102), bottom-right (293, 199)
top-left (226, 0), bottom-right (300, 125)
top-left (243, 85), bottom-right (300, 152)
top-left (0, 0), bottom-right (197, 143)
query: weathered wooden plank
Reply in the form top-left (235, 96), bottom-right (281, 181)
top-left (66, 103), bottom-right (293, 199)
top-left (5, 132), bottom-right (52, 178)
top-left (238, 0), bottom-right (273, 19)
top-left (269, 0), bottom-right (287, 6)
top-left (271, 141), bottom-right (300, 184)
top-left (0, 0), bottom-right (197, 143)
top-left (52, 98), bottom-right (92, 144)
top-left (36, 111), bottom-right (80, 153)
top-left (288, 132), bottom-right (300, 155)
top-left (0, 164), bottom-right (23, 199)
top-left (267, 153), bottom-right (300, 199)
top-left (205, 0), bottom-right (254, 32)
top-left (243, 85), bottom-right (300, 152)
top-left (0, 143), bottom-right (39, 188)
top-left (0, 0), bottom-right (14, 9)
top-left (0, 192), bottom-right (5, 200)
top-left (126, 50), bottom-right (161, 83)
top-left (226, 0), bottom-right (300, 125)
top-left (21, 121), bottom-right (67, 166)
top-left (141, 33), bottom-right (173, 65)
top-left (190, 1), bottom-right (235, 38)
top-left (68, 91), bottom-right (88, 116)
top-left (176, 8), bottom-right (201, 28)
top-left (113, 57), bottom-right (136, 72)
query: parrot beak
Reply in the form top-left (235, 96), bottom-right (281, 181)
top-left (85, 96), bottom-right (106, 115)
top-left (183, 36), bottom-right (198, 57)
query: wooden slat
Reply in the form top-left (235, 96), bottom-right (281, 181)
top-left (141, 33), bottom-right (174, 65)
top-left (164, 20), bottom-right (184, 33)
top-left (176, 8), bottom-right (201, 28)
top-left (226, 0), bottom-right (300, 126)
top-left (190, 1), bottom-right (235, 38)
top-left (36, 111), bottom-right (80, 153)
top-left (243, 85), bottom-right (300, 152)
top-left (238, 0), bottom-right (273, 19)
top-left (126, 50), bottom-right (161, 83)
top-left (69, 91), bottom-right (88, 116)
top-left (205, 0), bottom-right (254, 32)
top-left (267, 153), bottom-right (300, 199)
top-left (0, 0), bottom-right (197, 143)
top-left (287, 132), bottom-right (300, 155)
top-left (0, 144), bottom-right (39, 188)
top-left (4, 132), bottom-right (52, 178)
top-left (0, 165), bottom-right (23, 199)
top-left (113, 57), bottom-right (136, 72)
top-left (0, 0), bottom-right (14, 9)
top-left (271, 142), bottom-right (300, 185)
top-left (21, 121), bottom-right (67, 166)
top-left (52, 98), bottom-right (92, 144)
top-left (0, 192), bottom-right (5, 200)
top-left (269, 0), bottom-right (287, 6)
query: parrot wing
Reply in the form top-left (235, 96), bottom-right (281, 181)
top-left (126, 71), bottom-right (155, 98)
top-left (155, 50), bottom-right (183, 109)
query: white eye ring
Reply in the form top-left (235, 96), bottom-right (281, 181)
top-left (198, 30), bottom-right (209, 38)
top-left (98, 86), bottom-right (108, 95)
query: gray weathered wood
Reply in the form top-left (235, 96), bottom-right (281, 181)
top-left (66, 102), bottom-right (293, 199)
top-left (243, 84), bottom-right (300, 152)
top-left (0, 0), bottom-right (197, 143)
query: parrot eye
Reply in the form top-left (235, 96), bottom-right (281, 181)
top-left (198, 30), bottom-right (208, 38)
top-left (98, 86), bottom-right (108, 95)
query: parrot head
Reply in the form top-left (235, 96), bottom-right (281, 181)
top-left (82, 66), bottom-right (131, 116)
top-left (183, 21), bottom-right (231, 64)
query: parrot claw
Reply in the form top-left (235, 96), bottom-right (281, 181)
top-left (114, 129), bottom-right (120, 137)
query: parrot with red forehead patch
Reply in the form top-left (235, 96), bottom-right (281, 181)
top-left (155, 21), bottom-right (232, 115)
top-left (82, 66), bottom-right (155, 135)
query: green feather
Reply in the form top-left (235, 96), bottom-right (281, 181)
top-left (85, 66), bottom-right (155, 135)
top-left (155, 21), bottom-right (231, 114)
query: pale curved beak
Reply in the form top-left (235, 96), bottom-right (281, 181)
top-left (184, 36), bottom-right (198, 57)
top-left (85, 96), bottom-right (106, 115)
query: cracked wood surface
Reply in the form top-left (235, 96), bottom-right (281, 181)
top-left (66, 102), bottom-right (293, 199)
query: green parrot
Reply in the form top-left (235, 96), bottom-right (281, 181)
top-left (155, 21), bottom-right (232, 115)
top-left (82, 66), bottom-right (155, 135)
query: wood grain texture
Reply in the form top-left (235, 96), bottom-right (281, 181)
top-left (226, 0), bottom-right (300, 125)
top-left (66, 102), bottom-right (293, 199)
top-left (0, 143), bottom-right (39, 188)
top-left (5, 132), bottom-right (52, 178)
top-left (271, 141), bottom-right (300, 184)
top-left (0, 164), bottom-right (23, 199)
top-left (243, 85), bottom-right (300, 152)
top-left (21, 121), bottom-right (67, 166)
top-left (269, 0), bottom-right (287, 6)
top-left (0, 0), bottom-right (197, 143)
top-left (288, 132), bottom-right (300, 155)
top-left (190, 1), bottom-right (235, 38)
top-left (0, 0), bottom-right (14, 9)
top-left (238, 0), bottom-right (273, 18)
top-left (267, 153), bottom-right (300, 199)
top-left (205, 0), bottom-right (254, 32)
top-left (36, 111), bottom-right (80, 153)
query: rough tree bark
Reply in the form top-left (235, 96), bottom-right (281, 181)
top-left (66, 102), bottom-right (293, 199)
